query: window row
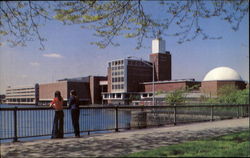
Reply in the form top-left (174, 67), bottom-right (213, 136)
top-left (6, 94), bottom-right (36, 97)
top-left (6, 91), bottom-right (35, 94)
top-left (6, 88), bottom-right (35, 91)
top-left (112, 77), bottom-right (124, 82)
top-left (7, 98), bottom-right (35, 102)
top-left (112, 84), bottom-right (124, 90)
top-left (108, 60), bottom-right (124, 67)
top-left (112, 71), bottom-right (124, 76)
top-left (111, 66), bottom-right (124, 70)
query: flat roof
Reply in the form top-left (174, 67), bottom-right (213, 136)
top-left (141, 79), bottom-right (201, 84)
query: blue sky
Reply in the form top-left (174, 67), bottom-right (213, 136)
top-left (0, 1), bottom-right (249, 94)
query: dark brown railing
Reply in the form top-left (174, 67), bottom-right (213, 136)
top-left (0, 104), bottom-right (249, 142)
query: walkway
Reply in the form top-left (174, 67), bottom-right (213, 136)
top-left (1, 118), bottom-right (249, 157)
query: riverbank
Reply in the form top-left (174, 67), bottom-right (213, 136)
top-left (1, 117), bottom-right (249, 157)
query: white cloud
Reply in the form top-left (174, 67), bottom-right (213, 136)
top-left (43, 53), bottom-right (63, 58)
top-left (30, 62), bottom-right (40, 66)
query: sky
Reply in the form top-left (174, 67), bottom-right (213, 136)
top-left (0, 1), bottom-right (249, 94)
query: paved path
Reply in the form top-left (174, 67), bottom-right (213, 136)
top-left (1, 118), bottom-right (249, 157)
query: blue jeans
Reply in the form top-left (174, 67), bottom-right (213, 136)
top-left (51, 110), bottom-right (64, 138)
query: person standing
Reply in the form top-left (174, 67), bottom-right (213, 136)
top-left (50, 91), bottom-right (64, 139)
top-left (68, 90), bottom-right (80, 138)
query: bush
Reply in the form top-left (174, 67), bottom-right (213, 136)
top-left (205, 86), bottom-right (249, 104)
top-left (165, 89), bottom-right (186, 105)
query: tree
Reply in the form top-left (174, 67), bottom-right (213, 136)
top-left (0, 1), bottom-right (249, 50)
top-left (0, 1), bottom-right (52, 50)
top-left (165, 89), bottom-right (186, 105)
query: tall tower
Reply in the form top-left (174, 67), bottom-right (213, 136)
top-left (149, 37), bottom-right (172, 81)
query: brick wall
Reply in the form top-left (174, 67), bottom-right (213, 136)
top-left (68, 82), bottom-right (90, 101)
top-left (200, 80), bottom-right (246, 96)
top-left (90, 76), bottom-right (107, 104)
top-left (144, 81), bottom-right (201, 92)
top-left (39, 81), bottom-right (91, 102)
top-left (127, 65), bottom-right (152, 92)
top-left (200, 81), bottom-right (218, 96)
top-left (150, 52), bottom-right (171, 81)
top-left (39, 81), bottom-right (68, 101)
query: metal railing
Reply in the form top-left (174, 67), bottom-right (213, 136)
top-left (0, 104), bottom-right (249, 142)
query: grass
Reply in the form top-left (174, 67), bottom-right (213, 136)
top-left (124, 130), bottom-right (250, 157)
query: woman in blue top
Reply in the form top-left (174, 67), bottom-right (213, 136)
top-left (68, 90), bottom-right (80, 137)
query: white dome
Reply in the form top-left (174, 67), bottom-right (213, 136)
top-left (203, 67), bottom-right (242, 81)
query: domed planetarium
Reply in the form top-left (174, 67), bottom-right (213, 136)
top-left (200, 67), bottom-right (246, 96)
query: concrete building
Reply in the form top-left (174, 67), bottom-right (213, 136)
top-left (200, 67), bottom-right (246, 96)
top-left (102, 58), bottom-right (153, 104)
top-left (5, 84), bottom-right (39, 105)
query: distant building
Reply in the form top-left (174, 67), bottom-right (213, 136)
top-left (150, 38), bottom-right (171, 81)
top-left (102, 38), bottom-right (247, 105)
top-left (0, 94), bottom-right (6, 104)
top-left (5, 84), bottom-right (39, 105)
top-left (102, 37), bottom-right (172, 104)
top-left (200, 67), bottom-right (247, 96)
top-left (39, 76), bottom-right (107, 105)
top-left (102, 58), bottom-right (152, 104)
top-left (142, 79), bottom-right (201, 93)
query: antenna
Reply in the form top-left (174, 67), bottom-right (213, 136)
top-left (156, 30), bottom-right (161, 39)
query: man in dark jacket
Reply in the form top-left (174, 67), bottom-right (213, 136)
top-left (68, 90), bottom-right (80, 137)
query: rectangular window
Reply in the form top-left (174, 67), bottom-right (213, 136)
top-left (117, 93), bottom-right (121, 98)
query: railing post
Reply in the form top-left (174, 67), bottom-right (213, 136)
top-left (115, 106), bottom-right (119, 132)
top-left (13, 106), bottom-right (18, 142)
top-left (237, 105), bottom-right (240, 118)
top-left (210, 105), bottom-right (214, 122)
top-left (174, 105), bottom-right (176, 125)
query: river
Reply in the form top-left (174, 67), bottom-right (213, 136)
top-left (0, 104), bottom-right (131, 143)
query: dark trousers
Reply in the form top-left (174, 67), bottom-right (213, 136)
top-left (52, 111), bottom-right (64, 138)
top-left (71, 109), bottom-right (80, 136)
